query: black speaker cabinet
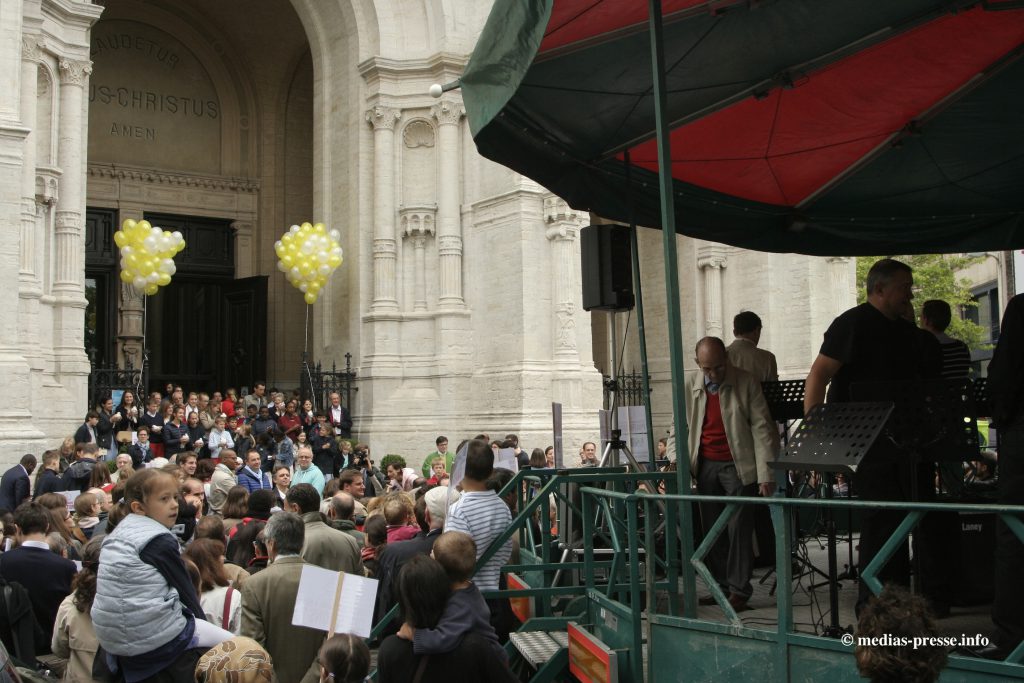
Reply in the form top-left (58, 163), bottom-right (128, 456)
top-left (580, 224), bottom-right (635, 311)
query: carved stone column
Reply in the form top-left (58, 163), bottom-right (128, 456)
top-left (54, 60), bottom-right (90, 293)
top-left (111, 206), bottom-right (146, 369)
top-left (231, 220), bottom-right (254, 279)
top-left (546, 197), bottom-right (587, 405)
top-left (400, 206), bottom-right (436, 312)
top-left (19, 38), bottom-right (41, 292)
top-left (431, 99), bottom-right (465, 309)
top-left (827, 256), bottom-right (855, 318)
top-left (366, 106), bottom-right (401, 311)
top-left (698, 245), bottom-right (728, 338)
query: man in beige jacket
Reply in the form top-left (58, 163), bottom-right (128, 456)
top-left (688, 336), bottom-right (777, 612)
top-left (726, 311), bottom-right (779, 382)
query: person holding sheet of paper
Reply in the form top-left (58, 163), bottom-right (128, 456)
top-left (240, 511), bottom-right (323, 683)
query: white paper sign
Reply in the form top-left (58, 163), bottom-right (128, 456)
top-left (494, 447), bottom-right (519, 473)
top-left (60, 490), bottom-right (81, 513)
top-left (292, 564), bottom-right (378, 637)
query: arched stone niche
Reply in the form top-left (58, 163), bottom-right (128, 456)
top-left (88, 19), bottom-right (222, 174)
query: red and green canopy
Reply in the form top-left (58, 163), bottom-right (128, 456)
top-left (461, 0), bottom-right (1024, 255)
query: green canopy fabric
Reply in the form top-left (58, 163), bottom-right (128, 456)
top-left (461, 0), bottom-right (1024, 256)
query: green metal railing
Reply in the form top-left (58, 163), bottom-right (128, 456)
top-left (578, 485), bottom-right (1024, 682)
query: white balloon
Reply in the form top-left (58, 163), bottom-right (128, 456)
top-left (318, 264), bottom-right (331, 276)
top-left (122, 246), bottom-right (134, 256)
top-left (290, 266), bottom-right (301, 280)
top-left (277, 261), bottom-right (287, 272)
top-left (161, 258), bottom-right (176, 275)
top-left (301, 241), bottom-right (314, 255)
top-left (299, 283), bottom-right (308, 292)
top-left (329, 229), bottom-right (341, 242)
top-left (143, 237), bottom-right (158, 252)
top-left (172, 231), bottom-right (183, 241)
top-left (290, 225), bottom-right (300, 234)
top-left (151, 227), bottom-right (162, 237)
top-left (317, 252), bottom-right (329, 264)
top-left (133, 276), bottom-right (146, 290)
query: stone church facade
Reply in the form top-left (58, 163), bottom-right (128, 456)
top-left (0, 0), bottom-right (854, 464)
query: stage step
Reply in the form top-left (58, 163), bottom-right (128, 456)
top-left (509, 630), bottom-right (568, 668)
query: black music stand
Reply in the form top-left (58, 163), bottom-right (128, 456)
top-left (851, 379), bottom-right (980, 466)
top-left (971, 377), bottom-right (991, 421)
top-left (772, 401), bottom-right (894, 638)
top-left (761, 380), bottom-right (807, 423)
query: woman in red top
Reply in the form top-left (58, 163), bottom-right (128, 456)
top-left (222, 388), bottom-right (238, 418)
top-left (277, 400), bottom-right (302, 436)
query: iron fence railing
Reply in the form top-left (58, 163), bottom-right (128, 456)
top-left (300, 352), bottom-right (358, 413)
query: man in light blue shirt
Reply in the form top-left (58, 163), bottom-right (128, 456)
top-left (290, 446), bottom-right (325, 494)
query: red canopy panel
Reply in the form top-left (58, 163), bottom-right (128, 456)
top-left (540, 0), bottom-right (706, 54)
top-left (624, 7), bottom-right (1024, 206)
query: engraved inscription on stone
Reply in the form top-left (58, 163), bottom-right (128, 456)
top-left (88, 19), bottom-right (222, 173)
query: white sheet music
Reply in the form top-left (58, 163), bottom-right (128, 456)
top-left (292, 564), bottom-right (379, 637)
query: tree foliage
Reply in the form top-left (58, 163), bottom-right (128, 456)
top-left (855, 254), bottom-right (988, 350)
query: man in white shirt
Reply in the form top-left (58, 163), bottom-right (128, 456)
top-left (444, 438), bottom-right (512, 639)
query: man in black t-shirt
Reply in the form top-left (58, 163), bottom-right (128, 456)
top-left (988, 293), bottom-right (1024, 657)
top-left (805, 259), bottom-right (946, 614)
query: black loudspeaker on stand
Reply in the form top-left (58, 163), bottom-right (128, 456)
top-left (581, 225), bottom-right (635, 312)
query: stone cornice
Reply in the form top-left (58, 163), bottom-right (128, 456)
top-left (87, 163), bottom-right (260, 194)
top-left (357, 52), bottom-right (469, 83)
top-left (42, 0), bottom-right (105, 32)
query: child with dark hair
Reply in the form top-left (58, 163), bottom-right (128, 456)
top-left (319, 633), bottom-right (371, 683)
top-left (855, 585), bottom-right (948, 683)
top-left (362, 514), bottom-right (388, 577)
top-left (398, 531), bottom-right (505, 660)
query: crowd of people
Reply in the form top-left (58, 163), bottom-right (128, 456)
top-left (0, 377), bottom-right (542, 682)
top-left (0, 256), bottom-right (1017, 680)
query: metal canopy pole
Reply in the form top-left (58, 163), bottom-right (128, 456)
top-left (625, 151), bottom-right (657, 469)
top-left (647, 0), bottom-right (695, 619)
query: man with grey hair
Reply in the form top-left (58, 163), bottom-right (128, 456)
top-left (327, 491), bottom-right (365, 548)
top-left (241, 511), bottom-right (322, 683)
top-left (373, 486), bottom-right (460, 633)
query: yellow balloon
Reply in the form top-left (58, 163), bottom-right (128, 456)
top-left (313, 222), bottom-right (325, 233)
top-left (282, 234), bottom-right (294, 245)
top-left (327, 254), bottom-right (342, 268)
top-left (304, 291), bottom-right (318, 305)
top-left (157, 273), bottom-right (171, 286)
top-left (301, 222), bottom-right (312, 231)
top-left (114, 231), bottom-right (127, 248)
top-left (144, 284), bottom-right (159, 296)
top-left (121, 219), bottom-right (137, 231)
top-left (119, 270), bottom-right (133, 283)
top-left (138, 220), bottom-right (151, 231)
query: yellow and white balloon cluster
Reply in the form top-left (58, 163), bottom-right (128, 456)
top-left (275, 222), bottom-right (344, 305)
top-left (114, 219), bottom-right (185, 296)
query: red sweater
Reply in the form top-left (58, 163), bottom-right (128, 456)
top-left (700, 392), bottom-right (734, 461)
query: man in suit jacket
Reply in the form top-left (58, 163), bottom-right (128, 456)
top-left (240, 512), bottom-right (322, 683)
top-left (0, 502), bottom-right (77, 653)
top-left (31, 451), bottom-right (63, 498)
top-left (725, 311), bottom-right (779, 382)
top-left (0, 454), bottom-right (36, 512)
top-left (285, 484), bottom-right (361, 574)
top-left (72, 411), bottom-right (100, 446)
